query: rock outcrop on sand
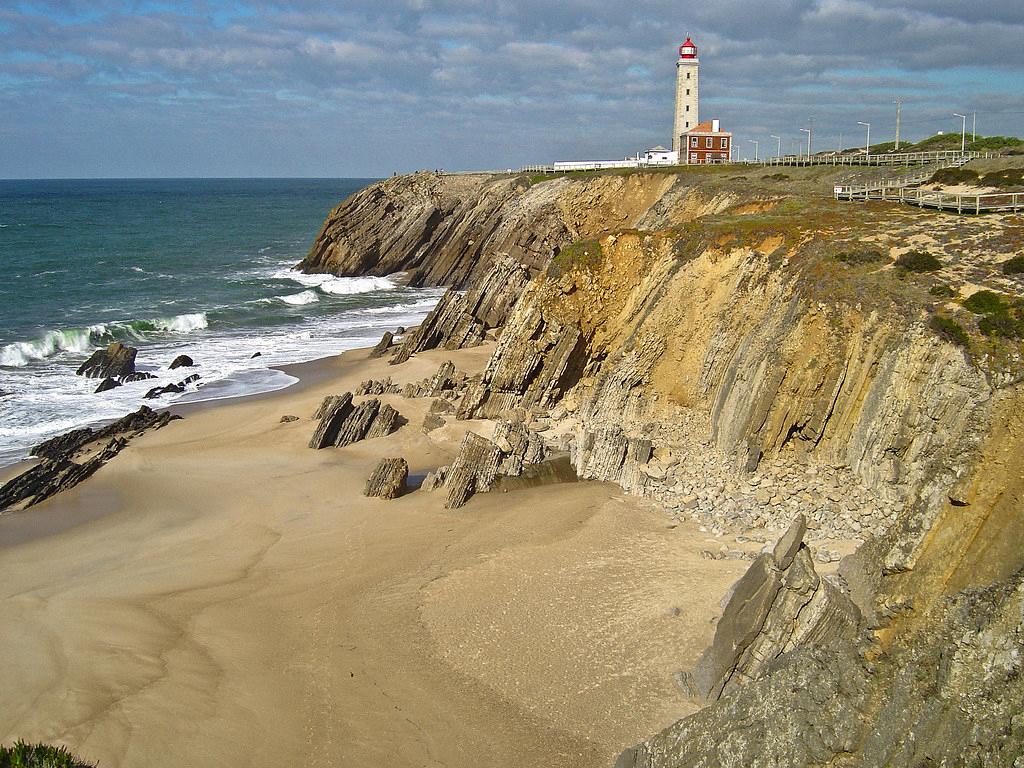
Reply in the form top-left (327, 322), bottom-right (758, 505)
top-left (308, 393), bottom-right (402, 449)
top-left (363, 457), bottom-right (409, 499)
top-left (356, 360), bottom-right (466, 400)
top-left (76, 342), bottom-right (137, 379)
top-left (423, 420), bottom-right (545, 508)
top-left (0, 406), bottom-right (179, 512)
top-left (367, 332), bottom-right (394, 359)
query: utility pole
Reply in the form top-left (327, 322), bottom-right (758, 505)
top-left (838, 132), bottom-right (843, 153)
top-left (748, 139), bottom-right (759, 163)
top-left (800, 127), bottom-right (812, 160)
top-left (893, 98), bottom-right (903, 150)
top-left (858, 121), bottom-right (871, 158)
top-left (770, 134), bottom-right (781, 158)
top-left (807, 117), bottom-right (814, 156)
top-left (954, 113), bottom-right (967, 153)
top-left (972, 112), bottom-right (977, 141)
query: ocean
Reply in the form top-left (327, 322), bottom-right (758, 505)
top-left (0, 178), bottom-right (443, 468)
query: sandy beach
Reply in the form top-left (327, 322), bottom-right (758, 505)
top-left (0, 343), bottom-right (756, 768)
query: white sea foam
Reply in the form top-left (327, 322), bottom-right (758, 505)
top-left (151, 312), bottom-right (209, 333)
top-left (277, 290), bottom-right (320, 306)
top-left (272, 268), bottom-right (396, 295)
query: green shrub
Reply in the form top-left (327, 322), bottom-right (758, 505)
top-left (929, 167), bottom-right (978, 185)
top-left (978, 312), bottom-right (1023, 339)
top-left (1002, 255), bottom-right (1024, 274)
top-left (929, 283), bottom-right (957, 298)
top-left (895, 251), bottom-right (943, 272)
top-left (963, 290), bottom-right (1007, 314)
top-left (834, 249), bottom-right (883, 265)
top-left (0, 742), bottom-right (94, 768)
top-left (761, 173), bottom-right (789, 181)
top-left (929, 315), bottom-right (970, 348)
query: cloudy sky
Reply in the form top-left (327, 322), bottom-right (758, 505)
top-left (1, 0), bottom-right (1022, 177)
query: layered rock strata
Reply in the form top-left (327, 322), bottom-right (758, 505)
top-left (363, 457), bottom-right (409, 499)
top-left (309, 393), bottom-right (402, 449)
top-left (423, 420), bottom-right (545, 508)
top-left (302, 169), bottom-right (1024, 765)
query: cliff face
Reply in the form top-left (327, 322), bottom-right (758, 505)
top-left (303, 168), bottom-right (1024, 765)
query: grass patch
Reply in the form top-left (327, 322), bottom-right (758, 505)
top-left (548, 239), bottom-right (604, 278)
top-left (930, 315), bottom-right (970, 348)
top-left (833, 249), bottom-right (883, 266)
top-left (929, 283), bottom-right (958, 298)
top-left (962, 290), bottom-right (1024, 339)
top-left (1002, 255), bottom-right (1024, 274)
top-left (895, 251), bottom-right (943, 272)
top-left (0, 742), bottom-right (94, 768)
top-left (762, 173), bottom-right (790, 181)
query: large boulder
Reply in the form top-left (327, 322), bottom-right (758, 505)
top-left (76, 342), bottom-right (137, 379)
top-left (368, 331), bottom-right (394, 359)
top-left (94, 377), bottom-right (121, 394)
top-left (309, 393), bottom-right (403, 449)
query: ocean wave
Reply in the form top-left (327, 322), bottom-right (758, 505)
top-left (277, 290), bottom-right (320, 306)
top-left (272, 268), bottom-right (396, 295)
top-left (0, 326), bottom-right (104, 367)
top-left (0, 312), bottom-right (209, 367)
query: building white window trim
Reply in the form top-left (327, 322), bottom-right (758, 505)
top-left (690, 136), bottom-right (698, 147)
top-left (721, 137), bottom-right (728, 148)
top-left (705, 137), bottom-right (713, 148)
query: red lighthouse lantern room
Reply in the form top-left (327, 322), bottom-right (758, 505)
top-left (679, 37), bottom-right (697, 59)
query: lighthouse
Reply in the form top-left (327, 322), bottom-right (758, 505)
top-left (672, 36), bottom-right (699, 154)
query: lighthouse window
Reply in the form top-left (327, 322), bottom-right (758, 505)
top-left (686, 89), bottom-right (690, 95)
top-left (685, 105), bottom-right (689, 112)
top-left (686, 73), bottom-right (691, 79)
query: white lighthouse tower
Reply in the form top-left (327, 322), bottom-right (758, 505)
top-left (672, 36), bottom-right (699, 154)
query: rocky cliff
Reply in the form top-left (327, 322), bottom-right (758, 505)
top-left (302, 166), bottom-right (1024, 765)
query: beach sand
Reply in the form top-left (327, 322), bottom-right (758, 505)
top-left (0, 344), bottom-right (755, 768)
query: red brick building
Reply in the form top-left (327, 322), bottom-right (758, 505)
top-left (683, 119), bottom-right (731, 164)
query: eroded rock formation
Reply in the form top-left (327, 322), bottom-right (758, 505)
top-left (364, 457), bottom-right (409, 499)
top-left (1, 406), bottom-right (179, 512)
top-left (309, 393), bottom-right (402, 449)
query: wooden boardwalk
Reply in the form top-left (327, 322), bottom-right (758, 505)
top-left (763, 150), bottom-right (993, 168)
top-left (835, 186), bottom-right (1024, 213)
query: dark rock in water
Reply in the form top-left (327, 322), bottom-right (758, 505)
top-left (0, 389), bottom-right (10, 398)
top-left (76, 342), bottom-right (137, 379)
top-left (280, 415), bottom-right (299, 423)
top-left (3, 406), bottom-right (179, 512)
top-left (395, 326), bottom-right (406, 335)
top-left (309, 393), bottom-right (403, 449)
top-left (251, 352), bottom-right (262, 358)
top-left (368, 331), bottom-right (394, 359)
top-left (169, 354), bottom-right (194, 370)
top-left (121, 372), bottom-right (156, 383)
top-left (144, 374), bottom-right (199, 400)
top-left (364, 457), bottom-right (409, 499)
top-left (94, 377), bottom-right (121, 394)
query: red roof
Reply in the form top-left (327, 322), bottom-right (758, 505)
top-left (686, 120), bottom-right (730, 135)
top-left (679, 37), bottom-right (698, 58)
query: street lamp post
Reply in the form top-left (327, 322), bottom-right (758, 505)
top-left (770, 135), bottom-right (781, 159)
top-left (953, 113), bottom-right (967, 153)
top-left (893, 98), bottom-right (903, 150)
top-left (748, 139), bottom-right (759, 163)
top-left (857, 121), bottom-right (871, 159)
top-left (800, 127), bottom-right (812, 160)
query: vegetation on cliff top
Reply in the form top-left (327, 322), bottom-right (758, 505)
top-left (0, 743), bottom-right (94, 768)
